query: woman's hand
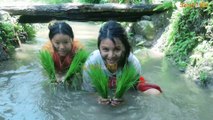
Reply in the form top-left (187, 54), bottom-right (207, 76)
top-left (56, 74), bottom-right (65, 83)
top-left (110, 98), bottom-right (124, 106)
top-left (97, 97), bottom-right (124, 106)
top-left (98, 97), bottom-right (111, 105)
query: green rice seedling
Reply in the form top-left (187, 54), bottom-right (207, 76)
top-left (64, 49), bottom-right (89, 82)
top-left (88, 64), bottom-right (109, 99)
top-left (115, 64), bottom-right (139, 99)
top-left (39, 50), bottom-right (56, 83)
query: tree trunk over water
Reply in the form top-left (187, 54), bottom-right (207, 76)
top-left (0, 3), bottom-right (167, 23)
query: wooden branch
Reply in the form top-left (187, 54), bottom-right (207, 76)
top-left (0, 3), bottom-right (168, 23)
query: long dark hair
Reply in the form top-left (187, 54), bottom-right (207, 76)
top-left (97, 20), bottom-right (131, 67)
top-left (48, 21), bottom-right (74, 40)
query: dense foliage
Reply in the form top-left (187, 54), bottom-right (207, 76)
top-left (22, 24), bottom-right (36, 40)
top-left (0, 22), bottom-right (36, 55)
top-left (165, 1), bottom-right (212, 84)
top-left (0, 22), bottom-right (16, 54)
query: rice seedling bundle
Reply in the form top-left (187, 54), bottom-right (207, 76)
top-left (64, 49), bottom-right (89, 81)
top-left (39, 50), bottom-right (56, 83)
top-left (88, 64), bottom-right (109, 99)
top-left (115, 64), bottom-right (139, 99)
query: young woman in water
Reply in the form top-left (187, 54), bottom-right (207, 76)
top-left (42, 21), bottom-right (84, 84)
top-left (82, 20), bottom-right (162, 106)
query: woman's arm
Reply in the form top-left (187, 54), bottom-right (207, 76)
top-left (137, 76), bottom-right (162, 94)
top-left (128, 53), bottom-right (162, 95)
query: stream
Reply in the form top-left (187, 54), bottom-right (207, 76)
top-left (0, 22), bottom-right (213, 120)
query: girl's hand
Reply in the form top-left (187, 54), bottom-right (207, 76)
top-left (111, 98), bottom-right (124, 106)
top-left (98, 97), bottom-right (111, 105)
top-left (56, 74), bottom-right (65, 83)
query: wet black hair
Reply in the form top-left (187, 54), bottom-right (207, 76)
top-left (97, 20), bottom-right (131, 67)
top-left (48, 21), bottom-right (74, 40)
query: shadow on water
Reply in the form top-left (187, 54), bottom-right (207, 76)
top-left (0, 22), bottom-right (213, 120)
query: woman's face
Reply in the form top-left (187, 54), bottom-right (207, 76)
top-left (51, 34), bottom-right (72, 57)
top-left (99, 38), bottom-right (125, 65)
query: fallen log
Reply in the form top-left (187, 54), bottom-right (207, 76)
top-left (0, 3), bottom-right (168, 23)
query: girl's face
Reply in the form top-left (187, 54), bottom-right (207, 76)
top-left (51, 34), bottom-right (72, 57)
top-left (99, 38), bottom-right (125, 65)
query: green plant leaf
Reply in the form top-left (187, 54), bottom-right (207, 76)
top-left (88, 64), bottom-right (109, 99)
top-left (115, 64), bottom-right (139, 99)
top-left (153, 2), bottom-right (174, 11)
top-left (64, 49), bottom-right (89, 81)
top-left (39, 50), bottom-right (56, 82)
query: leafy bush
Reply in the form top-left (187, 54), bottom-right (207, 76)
top-left (0, 22), bottom-right (16, 54)
top-left (0, 22), bottom-right (36, 56)
top-left (165, 6), bottom-right (211, 69)
top-left (22, 24), bottom-right (36, 40)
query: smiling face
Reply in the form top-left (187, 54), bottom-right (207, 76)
top-left (99, 38), bottom-right (125, 65)
top-left (51, 33), bottom-right (72, 57)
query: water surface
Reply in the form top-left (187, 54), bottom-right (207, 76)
top-left (0, 22), bottom-right (213, 120)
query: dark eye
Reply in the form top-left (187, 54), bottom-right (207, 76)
top-left (63, 41), bottom-right (68, 44)
top-left (102, 48), bottom-right (109, 51)
top-left (115, 48), bottom-right (121, 51)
